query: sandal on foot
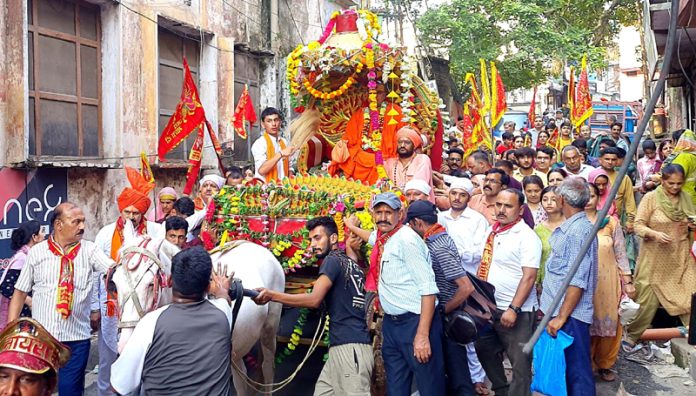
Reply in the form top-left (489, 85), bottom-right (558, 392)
top-left (621, 339), bottom-right (642, 354)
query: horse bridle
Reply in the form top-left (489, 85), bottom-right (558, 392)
top-left (112, 238), bottom-right (167, 329)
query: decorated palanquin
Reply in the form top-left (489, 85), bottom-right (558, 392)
top-left (288, 9), bottom-right (445, 183)
top-left (203, 174), bottom-right (383, 274)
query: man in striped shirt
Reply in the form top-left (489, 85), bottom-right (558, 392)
top-left (370, 193), bottom-right (445, 396)
top-left (8, 202), bottom-right (115, 395)
top-left (406, 200), bottom-right (476, 396)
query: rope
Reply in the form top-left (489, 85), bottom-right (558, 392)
top-left (230, 313), bottom-right (328, 394)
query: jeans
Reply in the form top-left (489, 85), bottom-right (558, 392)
top-left (561, 317), bottom-right (595, 396)
top-left (474, 310), bottom-right (534, 396)
top-left (382, 311), bottom-right (446, 396)
top-left (59, 339), bottom-right (91, 395)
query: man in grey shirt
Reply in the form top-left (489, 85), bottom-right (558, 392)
top-left (111, 247), bottom-right (233, 395)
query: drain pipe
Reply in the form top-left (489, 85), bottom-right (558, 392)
top-left (523, 0), bottom-right (683, 354)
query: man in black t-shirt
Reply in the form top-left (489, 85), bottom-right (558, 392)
top-left (255, 217), bottom-right (373, 395)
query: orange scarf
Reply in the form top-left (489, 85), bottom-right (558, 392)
top-left (422, 223), bottom-right (446, 240)
top-left (477, 219), bottom-right (520, 281)
top-left (366, 224), bottom-right (402, 292)
top-left (47, 237), bottom-right (81, 319)
top-left (110, 217), bottom-right (147, 260)
top-left (264, 132), bottom-right (289, 182)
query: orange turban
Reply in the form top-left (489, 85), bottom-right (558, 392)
top-left (396, 126), bottom-right (422, 149)
top-left (117, 167), bottom-right (154, 213)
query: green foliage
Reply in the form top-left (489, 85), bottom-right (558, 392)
top-left (414, 0), bottom-right (641, 91)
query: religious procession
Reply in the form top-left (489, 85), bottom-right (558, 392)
top-left (1, 0), bottom-right (696, 395)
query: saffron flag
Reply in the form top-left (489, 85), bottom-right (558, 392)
top-left (463, 73), bottom-right (492, 156)
top-left (528, 86), bottom-right (537, 127)
top-left (480, 59), bottom-right (491, 116)
top-left (573, 55), bottom-right (594, 127)
top-left (232, 85), bottom-right (257, 139)
top-left (567, 66), bottom-right (575, 125)
top-left (158, 58), bottom-right (206, 160)
top-left (139, 152), bottom-right (154, 183)
top-left (490, 62), bottom-right (507, 128)
top-left (182, 123), bottom-right (205, 195)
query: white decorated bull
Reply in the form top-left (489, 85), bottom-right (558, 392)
top-left (110, 222), bottom-right (285, 395)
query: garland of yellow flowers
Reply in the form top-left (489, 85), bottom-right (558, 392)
top-left (302, 62), bottom-right (364, 101)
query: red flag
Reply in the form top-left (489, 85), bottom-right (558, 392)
top-left (490, 62), bottom-right (507, 128)
top-left (232, 85), bottom-right (257, 139)
top-left (567, 67), bottom-right (575, 125)
top-left (573, 55), bottom-right (594, 127)
top-left (158, 58), bottom-right (205, 160)
top-left (528, 86), bottom-right (537, 127)
top-left (182, 124), bottom-right (205, 195)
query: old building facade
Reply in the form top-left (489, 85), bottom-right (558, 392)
top-left (0, 0), bottom-right (355, 239)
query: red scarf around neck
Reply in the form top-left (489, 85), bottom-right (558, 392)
top-left (47, 237), bottom-right (81, 319)
top-left (366, 224), bottom-right (402, 292)
top-left (477, 218), bottom-right (520, 281)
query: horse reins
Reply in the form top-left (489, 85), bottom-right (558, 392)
top-left (114, 238), bottom-right (167, 329)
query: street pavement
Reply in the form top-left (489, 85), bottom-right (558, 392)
top-left (79, 342), bottom-right (695, 395)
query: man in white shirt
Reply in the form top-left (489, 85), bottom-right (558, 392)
top-left (561, 145), bottom-right (595, 180)
top-left (251, 107), bottom-right (296, 182)
top-left (437, 178), bottom-right (489, 274)
top-left (8, 203), bottom-right (115, 395)
top-left (436, 177), bottom-right (490, 395)
top-left (111, 247), bottom-right (233, 394)
top-left (473, 189), bottom-right (541, 396)
top-left (92, 181), bottom-right (162, 396)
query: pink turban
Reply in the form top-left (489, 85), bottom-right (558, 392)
top-left (396, 126), bottom-right (422, 149)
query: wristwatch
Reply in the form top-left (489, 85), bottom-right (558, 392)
top-left (508, 304), bottom-right (522, 314)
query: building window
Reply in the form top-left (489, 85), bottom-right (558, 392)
top-left (233, 51), bottom-right (262, 163)
top-left (158, 27), bottom-right (201, 161)
top-left (27, 0), bottom-right (101, 157)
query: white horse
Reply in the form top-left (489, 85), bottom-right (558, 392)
top-left (111, 225), bottom-right (285, 395)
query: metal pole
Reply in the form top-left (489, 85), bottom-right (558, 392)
top-left (523, 0), bottom-right (682, 354)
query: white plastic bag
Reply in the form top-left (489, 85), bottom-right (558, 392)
top-left (619, 295), bottom-right (640, 326)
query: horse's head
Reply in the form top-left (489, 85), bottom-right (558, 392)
top-left (111, 234), bottom-right (180, 352)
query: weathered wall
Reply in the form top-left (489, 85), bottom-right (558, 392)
top-left (1, 0), bottom-right (345, 238)
top-left (0, 0), bottom-right (28, 165)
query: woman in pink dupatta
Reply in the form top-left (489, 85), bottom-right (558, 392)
top-left (588, 168), bottom-right (618, 218)
top-left (0, 220), bottom-right (44, 330)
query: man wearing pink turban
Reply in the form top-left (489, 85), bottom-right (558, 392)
top-left (384, 126), bottom-right (435, 201)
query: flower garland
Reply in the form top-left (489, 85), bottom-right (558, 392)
top-left (276, 305), bottom-right (309, 364)
top-left (322, 315), bottom-right (331, 362)
top-left (303, 61), bottom-right (363, 101)
top-left (399, 56), bottom-right (415, 124)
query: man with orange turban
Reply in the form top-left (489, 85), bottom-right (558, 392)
top-left (93, 166), bottom-right (161, 396)
top-left (384, 126), bottom-right (435, 202)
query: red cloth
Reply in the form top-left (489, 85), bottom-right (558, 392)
top-left (47, 237), bottom-right (81, 319)
top-left (366, 225), bottom-right (402, 292)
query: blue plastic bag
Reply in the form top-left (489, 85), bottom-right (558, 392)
top-left (530, 329), bottom-right (574, 396)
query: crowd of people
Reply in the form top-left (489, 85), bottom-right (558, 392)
top-left (0, 105), bottom-right (695, 396)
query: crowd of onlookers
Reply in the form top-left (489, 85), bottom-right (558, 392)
top-left (1, 104), bottom-right (695, 396)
